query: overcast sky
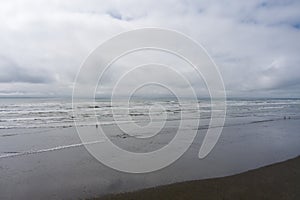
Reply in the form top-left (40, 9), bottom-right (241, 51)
top-left (0, 0), bottom-right (299, 98)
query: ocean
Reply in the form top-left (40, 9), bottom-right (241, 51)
top-left (1, 98), bottom-right (299, 130)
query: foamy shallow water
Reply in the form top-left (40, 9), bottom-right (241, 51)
top-left (0, 98), bottom-right (299, 130)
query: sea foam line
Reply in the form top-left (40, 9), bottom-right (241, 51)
top-left (0, 140), bottom-right (104, 159)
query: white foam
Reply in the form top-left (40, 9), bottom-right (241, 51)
top-left (0, 140), bottom-right (104, 159)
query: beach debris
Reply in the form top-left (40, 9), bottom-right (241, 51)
top-left (116, 133), bottom-right (131, 139)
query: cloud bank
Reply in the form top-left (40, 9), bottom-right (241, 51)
top-left (0, 0), bottom-right (299, 97)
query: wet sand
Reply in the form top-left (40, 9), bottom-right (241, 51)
top-left (0, 119), bottom-right (300, 199)
top-left (96, 156), bottom-right (300, 200)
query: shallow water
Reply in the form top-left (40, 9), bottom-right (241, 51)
top-left (0, 98), bottom-right (299, 130)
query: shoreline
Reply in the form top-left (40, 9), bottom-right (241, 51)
top-left (95, 156), bottom-right (300, 200)
top-left (1, 119), bottom-right (300, 200)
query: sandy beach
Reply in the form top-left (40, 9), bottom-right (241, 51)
top-left (96, 156), bottom-right (300, 200)
top-left (1, 117), bottom-right (300, 200)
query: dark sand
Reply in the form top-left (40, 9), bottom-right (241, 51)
top-left (96, 156), bottom-right (300, 200)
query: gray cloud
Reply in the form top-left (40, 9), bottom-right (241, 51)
top-left (0, 56), bottom-right (53, 83)
top-left (0, 0), bottom-right (299, 97)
